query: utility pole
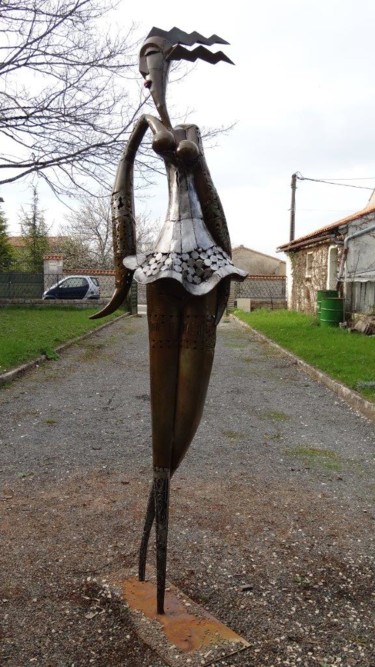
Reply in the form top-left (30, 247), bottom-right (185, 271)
top-left (290, 172), bottom-right (297, 242)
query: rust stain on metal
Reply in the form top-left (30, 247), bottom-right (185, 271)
top-left (123, 578), bottom-right (246, 653)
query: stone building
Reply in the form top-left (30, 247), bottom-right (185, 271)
top-left (231, 245), bottom-right (286, 276)
top-left (229, 246), bottom-right (286, 311)
top-left (278, 202), bottom-right (375, 316)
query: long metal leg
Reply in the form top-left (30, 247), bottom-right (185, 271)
top-left (138, 484), bottom-right (155, 581)
top-left (154, 467), bottom-right (170, 614)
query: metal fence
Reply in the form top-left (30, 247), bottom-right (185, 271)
top-left (0, 271), bottom-right (285, 309)
top-left (0, 272), bottom-right (44, 298)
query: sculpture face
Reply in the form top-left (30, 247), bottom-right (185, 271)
top-left (139, 37), bottom-right (172, 128)
top-left (138, 29), bottom-right (234, 130)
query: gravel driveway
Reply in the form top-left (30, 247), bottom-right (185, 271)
top-left (1, 314), bottom-right (374, 666)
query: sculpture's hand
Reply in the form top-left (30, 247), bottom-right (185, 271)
top-left (89, 268), bottom-right (134, 320)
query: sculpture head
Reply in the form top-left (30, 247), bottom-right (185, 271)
top-left (139, 27), bottom-right (234, 128)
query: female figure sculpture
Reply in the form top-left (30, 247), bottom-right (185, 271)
top-left (92, 27), bottom-right (246, 613)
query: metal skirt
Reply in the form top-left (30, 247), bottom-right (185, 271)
top-left (124, 244), bottom-right (247, 296)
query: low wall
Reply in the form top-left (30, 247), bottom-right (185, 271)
top-left (0, 298), bottom-right (112, 309)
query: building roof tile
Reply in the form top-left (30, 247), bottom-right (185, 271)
top-left (278, 203), bottom-right (375, 252)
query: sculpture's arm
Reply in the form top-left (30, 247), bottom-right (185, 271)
top-left (90, 114), bottom-right (167, 319)
top-left (189, 126), bottom-right (232, 258)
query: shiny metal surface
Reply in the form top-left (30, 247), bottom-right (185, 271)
top-left (94, 27), bottom-right (247, 616)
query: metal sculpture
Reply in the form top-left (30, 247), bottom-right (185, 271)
top-left (92, 27), bottom-right (247, 614)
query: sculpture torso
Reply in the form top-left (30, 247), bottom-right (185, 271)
top-left (124, 130), bottom-right (245, 295)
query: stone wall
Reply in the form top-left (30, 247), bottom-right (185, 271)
top-left (228, 275), bottom-right (286, 310)
top-left (289, 245), bottom-right (327, 313)
top-left (288, 242), bottom-right (345, 313)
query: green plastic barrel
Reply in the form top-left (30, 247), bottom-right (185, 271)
top-left (320, 297), bottom-right (344, 327)
top-left (317, 289), bottom-right (338, 315)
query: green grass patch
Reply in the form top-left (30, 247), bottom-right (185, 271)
top-left (222, 429), bottom-right (244, 441)
top-left (0, 306), bottom-right (121, 373)
top-left (260, 409), bottom-right (290, 421)
top-left (286, 445), bottom-right (342, 471)
top-left (235, 309), bottom-right (375, 403)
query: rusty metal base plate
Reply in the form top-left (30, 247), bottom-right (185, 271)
top-left (104, 569), bottom-right (250, 666)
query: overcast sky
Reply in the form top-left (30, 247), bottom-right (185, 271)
top-left (4, 0), bottom-right (375, 258)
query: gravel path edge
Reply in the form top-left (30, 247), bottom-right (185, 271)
top-left (231, 314), bottom-right (375, 423)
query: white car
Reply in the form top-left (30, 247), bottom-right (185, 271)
top-left (43, 275), bottom-right (100, 300)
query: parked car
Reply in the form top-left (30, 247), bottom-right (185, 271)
top-left (43, 275), bottom-right (100, 300)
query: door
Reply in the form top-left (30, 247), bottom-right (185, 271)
top-left (57, 277), bottom-right (89, 299)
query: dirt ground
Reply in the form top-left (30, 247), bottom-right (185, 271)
top-left (1, 315), bottom-right (374, 666)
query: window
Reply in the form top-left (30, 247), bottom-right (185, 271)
top-left (305, 252), bottom-right (313, 277)
top-left (327, 246), bottom-right (338, 290)
top-left (61, 277), bottom-right (87, 288)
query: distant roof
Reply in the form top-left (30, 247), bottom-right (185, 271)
top-left (278, 203), bottom-right (375, 252)
top-left (232, 244), bottom-right (285, 263)
top-left (9, 236), bottom-right (68, 248)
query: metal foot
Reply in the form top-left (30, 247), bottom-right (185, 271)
top-left (138, 484), bottom-right (155, 581)
top-left (154, 467), bottom-right (170, 614)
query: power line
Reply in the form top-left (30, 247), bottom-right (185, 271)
top-left (297, 208), bottom-right (360, 212)
top-left (307, 176), bottom-right (375, 181)
top-left (289, 171), bottom-right (375, 242)
top-left (296, 173), bottom-right (374, 191)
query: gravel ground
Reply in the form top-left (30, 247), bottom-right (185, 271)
top-left (1, 314), bottom-right (374, 666)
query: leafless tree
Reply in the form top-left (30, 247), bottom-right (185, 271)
top-left (0, 0), bottom-right (144, 196)
top-left (0, 0), bottom-right (234, 228)
top-left (60, 192), bottom-right (161, 268)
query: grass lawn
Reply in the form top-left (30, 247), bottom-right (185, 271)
top-left (0, 306), bottom-right (122, 373)
top-left (235, 308), bottom-right (375, 403)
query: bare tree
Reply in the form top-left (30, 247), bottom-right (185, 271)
top-left (0, 0), bottom-right (143, 196)
top-left (57, 236), bottom-right (93, 271)
top-left (61, 192), bottom-right (161, 268)
top-left (61, 195), bottom-right (113, 268)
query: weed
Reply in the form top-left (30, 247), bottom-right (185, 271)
top-left (260, 410), bottom-right (290, 421)
top-left (40, 348), bottom-right (60, 361)
top-left (294, 574), bottom-right (311, 588)
top-left (222, 429), bottom-right (243, 441)
top-left (223, 333), bottom-right (248, 349)
top-left (286, 446), bottom-right (342, 472)
top-left (79, 342), bottom-right (107, 361)
top-left (268, 432), bottom-right (283, 441)
top-left (243, 356), bottom-right (256, 363)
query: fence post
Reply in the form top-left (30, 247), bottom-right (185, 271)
top-left (43, 254), bottom-right (64, 291)
top-left (130, 280), bottom-right (138, 314)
